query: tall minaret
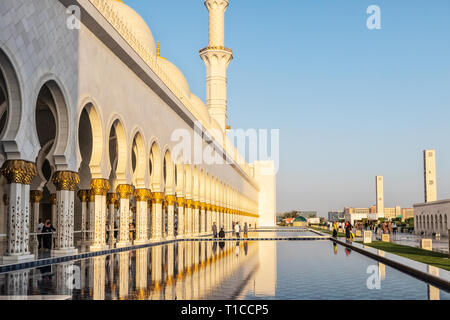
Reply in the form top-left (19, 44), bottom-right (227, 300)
top-left (423, 150), bottom-right (437, 202)
top-left (200, 0), bottom-right (233, 133)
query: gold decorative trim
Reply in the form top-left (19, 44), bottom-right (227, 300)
top-left (176, 197), bottom-right (186, 207)
top-left (50, 193), bottom-right (57, 205)
top-left (185, 199), bottom-right (193, 209)
top-left (134, 188), bottom-right (151, 202)
top-left (91, 179), bottom-right (110, 196)
top-left (30, 190), bottom-right (43, 203)
top-left (77, 189), bottom-right (89, 202)
top-left (52, 171), bottom-right (80, 191)
top-left (165, 195), bottom-right (177, 205)
top-left (0, 160), bottom-right (37, 185)
top-left (193, 201), bottom-right (201, 209)
top-left (200, 202), bottom-right (207, 210)
top-left (152, 192), bottom-right (165, 204)
top-left (88, 190), bottom-right (95, 202)
top-left (116, 184), bottom-right (133, 199)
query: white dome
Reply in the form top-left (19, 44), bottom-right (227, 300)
top-left (108, 0), bottom-right (156, 56)
top-left (157, 56), bottom-right (190, 96)
top-left (190, 93), bottom-right (211, 122)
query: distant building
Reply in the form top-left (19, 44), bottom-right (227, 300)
top-left (328, 211), bottom-right (345, 222)
top-left (293, 216), bottom-right (307, 227)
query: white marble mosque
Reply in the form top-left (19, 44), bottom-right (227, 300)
top-left (0, 0), bottom-right (277, 262)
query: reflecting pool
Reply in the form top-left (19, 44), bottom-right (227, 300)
top-left (0, 238), bottom-right (448, 300)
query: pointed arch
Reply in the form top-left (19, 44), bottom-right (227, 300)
top-left (131, 129), bottom-right (146, 188)
top-left (163, 147), bottom-right (175, 195)
top-left (149, 140), bottom-right (162, 192)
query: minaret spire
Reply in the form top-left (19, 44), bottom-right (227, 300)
top-left (200, 0), bottom-right (233, 133)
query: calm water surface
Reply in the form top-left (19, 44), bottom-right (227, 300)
top-left (0, 237), bottom-right (448, 300)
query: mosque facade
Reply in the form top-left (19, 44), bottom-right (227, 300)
top-left (0, 0), bottom-right (276, 261)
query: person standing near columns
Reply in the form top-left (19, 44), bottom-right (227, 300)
top-left (89, 179), bottom-right (110, 252)
top-left (176, 197), bottom-right (185, 239)
top-left (0, 160), bottom-right (37, 261)
top-left (51, 171), bottom-right (80, 256)
top-left (134, 188), bottom-right (151, 245)
top-left (151, 192), bottom-right (165, 242)
top-left (77, 190), bottom-right (89, 243)
top-left (116, 184), bottom-right (133, 248)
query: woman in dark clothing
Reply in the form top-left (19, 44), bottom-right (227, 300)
top-left (218, 227), bottom-right (225, 238)
top-left (42, 219), bottom-right (56, 250)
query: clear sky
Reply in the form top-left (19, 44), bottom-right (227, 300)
top-left (125, 0), bottom-right (450, 217)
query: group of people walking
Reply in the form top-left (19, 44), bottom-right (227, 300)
top-left (211, 221), bottom-right (249, 239)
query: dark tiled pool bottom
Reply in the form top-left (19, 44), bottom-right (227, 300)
top-left (0, 240), bottom-right (448, 300)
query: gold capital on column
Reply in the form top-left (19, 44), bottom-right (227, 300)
top-left (176, 197), bottom-right (186, 207)
top-left (193, 201), bottom-right (201, 209)
top-left (185, 199), bottom-right (193, 208)
top-left (52, 171), bottom-right (80, 191)
top-left (30, 190), bottom-right (43, 203)
top-left (88, 190), bottom-right (95, 202)
top-left (50, 193), bottom-right (57, 205)
top-left (107, 193), bottom-right (118, 205)
top-left (151, 192), bottom-right (165, 204)
top-left (0, 160), bottom-right (37, 185)
top-left (206, 204), bottom-right (211, 211)
top-left (200, 202), bottom-right (207, 210)
top-left (91, 179), bottom-right (110, 196)
top-left (166, 195), bottom-right (177, 206)
top-left (134, 188), bottom-right (151, 202)
top-left (116, 184), bottom-right (133, 199)
top-left (77, 189), bottom-right (89, 202)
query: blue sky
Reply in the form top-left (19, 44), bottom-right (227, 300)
top-left (126, 0), bottom-right (450, 217)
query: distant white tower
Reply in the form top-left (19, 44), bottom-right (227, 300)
top-left (200, 0), bottom-right (233, 133)
top-left (423, 150), bottom-right (437, 203)
top-left (376, 176), bottom-right (384, 218)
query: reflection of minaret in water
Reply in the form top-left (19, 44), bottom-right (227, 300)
top-left (200, 0), bottom-right (233, 133)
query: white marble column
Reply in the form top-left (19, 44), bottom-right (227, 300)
top-left (1, 160), bottom-right (37, 262)
top-left (200, 203), bottom-right (207, 235)
top-left (87, 192), bottom-right (95, 242)
top-left (151, 192), bottom-right (164, 242)
top-left (116, 184), bottom-right (133, 248)
top-left (51, 171), bottom-right (80, 256)
top-left (77, 190), bottom-right (89, 243)
top-left (176, 198), bottom-right (185, 239)
top-left (134, 189), bottom-right (151, 245)
top-left (206, 205), bottom-right (212, 236)
top-left (30, 190), bottom-right (43, 247)
top-left (166, 195), bottom-right (176, 240)
top-left (90, 179), bottom-right (109, 252)
top-left (193, 201), bottom-right (200, 237)
top-left (185, 200), bottom-right (193, 237)
top-left (106, 193), bottom-right (118, 246)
